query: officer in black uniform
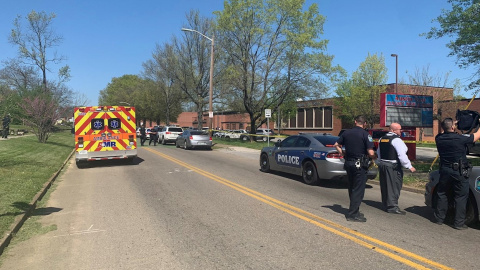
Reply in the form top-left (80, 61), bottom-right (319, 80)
top-left (435, 117), bottom-right (480, 230)
top-left (139, 125), bottom-right (147, 146)
top-left (149, 126), bottom-right (158, 146)
top-left (334, 115), bottom-right (376, 222)
top-left (2, 113), bottom-right (11, 139)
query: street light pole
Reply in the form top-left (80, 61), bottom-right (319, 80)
top-left (181, 28), bottom-right (214, 136)
top-left (391, 54), bottom-right (398, 93)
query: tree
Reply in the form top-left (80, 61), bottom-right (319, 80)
top-left (142, 42), bottom-right (184, 126)
top-left (9, 10), bottom-right (69, 93)
top-left (171, 10), bottom-right (216, 130)
top-left (214, 0), bottom-right (337, 136)
top-left (424, 0), bottom-right (480, 90)
top-left (335, 53), bottom-right (388, 128)
top-left (18, 91), bottom-right (67, 143)
top-left (406, 65), bottom-right (462, 140)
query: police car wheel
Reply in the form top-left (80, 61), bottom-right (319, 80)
top-left (302, 161), bottom-right (319, 185)
top-left (260, 153), bottom-right (270, 172)
top-left (184, 140), bottom-right (190, 150)
top-left (242, 136), bottom-right (248, 141)
top-left (162, 137), bottom-right (166, 145)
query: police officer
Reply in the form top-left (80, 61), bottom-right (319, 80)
top-left (2, 113), bottom-right (11, 139)
top-left (334, 115), bottom-right (376, 222)
top-left (376, 123), bottom-right (415, 215)
top-left (149, 126), bottom-right (158, 146)
top-left (139, 125), bottom-right (147, 146)
top-left (434, 118), bottom-right (480, 230)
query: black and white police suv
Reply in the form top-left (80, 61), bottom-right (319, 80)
top-left (259, 133), bottom-right (378, 185)
top-left (425, 168), bottom-right (480, 225)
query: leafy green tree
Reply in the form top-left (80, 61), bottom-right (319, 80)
top-left (335, 53), bottom-right (388, 128)
top-left (142, 42), bottom-right (184, 126)
top-left (9, 10), bottom-right (69, 93)
top-left (424, 0), bottom-right (480, 89)
top-left (98, 75), bottom-right (159, 124)
top-left (214, 0), bottom-right (337, 135)
top-left (174, 10), bottom-right (218, 130)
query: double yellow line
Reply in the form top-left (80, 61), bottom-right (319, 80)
top-left (145, 148), bottom-right (452, 270)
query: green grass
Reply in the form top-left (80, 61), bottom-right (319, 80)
top-left (0, 130), bottom-right (73, 240)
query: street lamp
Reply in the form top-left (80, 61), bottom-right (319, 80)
top-left (391, 54), bottom-right (398, 93)
top-left (181, 27), bottom-right (214, 136)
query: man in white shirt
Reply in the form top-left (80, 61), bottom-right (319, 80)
top-left (376, 123), bottom-right (416, 215)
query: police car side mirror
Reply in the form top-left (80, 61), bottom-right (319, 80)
top-left (274, 141), bottom-right (281, 147)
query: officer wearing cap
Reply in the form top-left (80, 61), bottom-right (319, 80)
top-left (377, 123), bottom-right (415, 215)
top-left (334, 115), bottom-right (376, 222)
top-left (434, 117), bottom-right (480, 230)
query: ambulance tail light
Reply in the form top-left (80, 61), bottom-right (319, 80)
top-left (78, 137), bottom-right (84, 148)
top-left (129, 135), bottom-right (135, 145)
top-left (327, 152), bottom-right (343, 159)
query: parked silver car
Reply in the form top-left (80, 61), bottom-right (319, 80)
top-left (260, 133), bottom-right (378, 185)
top-left (175, 130), bottom-right (212, 150)
top-left (425, 168), bottom-right (480, 225)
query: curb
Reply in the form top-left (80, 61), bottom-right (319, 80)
top-left (368, 179), bottom-right (425, 195)
top-left (0, 149), bottom-right (75, 256)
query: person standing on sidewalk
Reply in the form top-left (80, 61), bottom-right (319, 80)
top-left (2, 113), bottom-right (11, 139)
top-left (376, 123), bottom-right (415, 215)
top-left (334, 115), bottom-right (376, 222)
top-left (434, 118), bottom-right (480, 230)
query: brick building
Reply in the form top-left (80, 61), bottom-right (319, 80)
top-left (167, 83), bottom-right (479, 141)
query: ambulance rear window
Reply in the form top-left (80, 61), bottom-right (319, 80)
top-left (91, 119), bottom-right (105, 130)
top-left (108, 118), bottom-right (121, 130)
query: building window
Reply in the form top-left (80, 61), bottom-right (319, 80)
top-left (306, 108), bottom-right (313, 128)
top-left (289, 113), bottom-right (297, 127)
top-left (297, 108), bottom-right (305, 128)
top-left (314, 109), bottom-right (323, 127)
top-left (285, 106), bottom-right (333, 129)
top-left (324, 107), bottom-right (333, 128)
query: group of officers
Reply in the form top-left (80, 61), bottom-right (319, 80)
top-left (334, 115), bottom-right (479, 230)
top-left (138, 125), bottom-right (160, 146)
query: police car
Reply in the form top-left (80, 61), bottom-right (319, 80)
top-left (259, 133), bottom-right (378, 185)
top-left (425, 168), bottom-right (480, 226)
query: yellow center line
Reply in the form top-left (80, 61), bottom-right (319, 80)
top-left (145, 148), bottom-right (453, 270)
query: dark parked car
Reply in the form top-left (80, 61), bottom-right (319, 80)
top-left (175, 129), bottom-right (212, 150)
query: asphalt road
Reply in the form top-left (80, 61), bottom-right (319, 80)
top-left (1, 144), bottom-right (479, 269)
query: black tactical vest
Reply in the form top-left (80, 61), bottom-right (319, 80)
top-left (379, 134), bottom-right (400, 161)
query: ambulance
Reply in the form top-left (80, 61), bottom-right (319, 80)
top-left (74, 106), bottom-right (137, 167)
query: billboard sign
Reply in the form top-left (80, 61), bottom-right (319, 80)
top-left (380, 93), bottom-right (433, 127)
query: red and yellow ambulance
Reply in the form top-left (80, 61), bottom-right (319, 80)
top-left (74, 106), bottom-right (137, 167)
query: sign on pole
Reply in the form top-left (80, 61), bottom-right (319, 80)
top-left (265, 109), bottom-right (271, 118)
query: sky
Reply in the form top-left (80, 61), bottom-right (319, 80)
top-left (1, 0), bottom-right (477, 105)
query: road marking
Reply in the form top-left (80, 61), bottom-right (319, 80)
top-left (146, 148), bottom-right (453, 270)
top-left (54, 224), bottom-right (105, 237)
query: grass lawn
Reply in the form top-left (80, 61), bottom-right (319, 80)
top-left (0, 130), bottom-right (74, 240)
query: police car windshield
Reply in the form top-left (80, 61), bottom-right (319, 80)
top-left (313, 136), bottom-right (339, 147)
